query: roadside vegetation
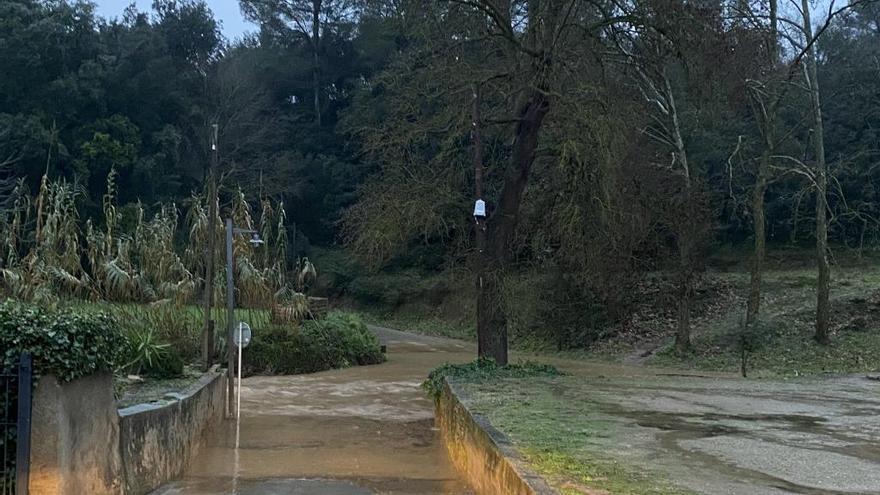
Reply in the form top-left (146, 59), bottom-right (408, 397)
top-left (349, 248), bottom-right (880, 378)
top-left (645, 265), bottom-right (880, 377)
top-left (0, 300), bottom-right (123, 381)
top-left (5, 0), bottom-right (880, 377)
top-left (243, 311), bottom-right (384, 376)
top-left (0, 170), bottom-right (380, 403)
top-left (422, 357), bottom-right (560, 398)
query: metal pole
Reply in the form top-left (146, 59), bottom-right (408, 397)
top-left (471, 85), bottom-right (488, 357)
top-left (201, 123), bottom-right (219, 371)
top-left (16, 353), bottom-right (32, 495)
top-left (226, 218), bottom-right (235, 418)
top-left (236, 322), bottom-right (242, 422)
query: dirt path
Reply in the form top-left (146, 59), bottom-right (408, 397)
top-left (152, 326), bottom-right (474, 495)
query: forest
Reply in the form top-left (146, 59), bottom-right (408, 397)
top-left (2, 0), bottom-right (880, 370)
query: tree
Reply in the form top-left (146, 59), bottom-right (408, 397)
top-left (746, 0), bottom-right (875, 342)
top-left (800, 0), bottom-right (831, 344)
top-left (343, 1), bottom-right (643, 364)
top-left (737, 0), bottom-right (876, 336)
top-left (240, 0), bottom-right (358, 126)
top-left (613, 0), bottom-right (752, 354)
top-left (742, 0), bottom-right (780, 326)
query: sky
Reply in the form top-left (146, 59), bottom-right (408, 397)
top-left (93, 1), bottom-right (256, 40)
top-left (92, 0), bottom-right (840, 42)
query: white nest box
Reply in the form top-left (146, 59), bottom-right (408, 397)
top-left (473, 199), bottom-right (486, 218)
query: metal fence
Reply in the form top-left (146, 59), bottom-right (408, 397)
top-left (1, 354), bottom-right (32, 495)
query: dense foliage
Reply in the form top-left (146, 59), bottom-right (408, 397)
top-left (0, 0), bottom-right (383, 244)
top-left (2, 0), bottom-right (879, 356)
top-left (243, 311), bottom-right (385, 375)
top-left (0, 300), bottom-right (123, 382)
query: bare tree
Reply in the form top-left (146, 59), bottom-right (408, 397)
top-left (800, 0), bottom-right (831, 343)
top-left (636, 65), bottom-right (699, 355)
top-left (611, 3), bottom-right (713, 355)
top-left (742, 0), bottom-right (780, 326)
top-left (739, 0), bottom-right (876, 340)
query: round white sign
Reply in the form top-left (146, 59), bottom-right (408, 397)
top-left (233, 321), bottom-right (252, 348)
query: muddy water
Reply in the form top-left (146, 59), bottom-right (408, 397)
top-left (153, 327), bottom-right (475, 495)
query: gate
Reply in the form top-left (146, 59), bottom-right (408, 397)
top-left (1, 354), bottom-right (32, 495)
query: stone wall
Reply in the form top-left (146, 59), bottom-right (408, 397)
top-left (29, 373), bottom-right (124, 495)
top-left (119, 370), bottom-right (226, 494)
top-left (29, 369), bottom-right (226, 495)
top-left (434, 379), bottom-right (557, 495)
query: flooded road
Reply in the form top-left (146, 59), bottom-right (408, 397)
top-left (152, 324), bottom-right (880, 495)
top-left (153, 326), bottom-right (475, 495)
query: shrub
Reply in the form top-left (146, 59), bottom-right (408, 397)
top-left (111, 303), bottom-right (203, 365)
top-left (0, 300), bottom-right (124, 382)
top-left (423, 357), bottom-right (561, 398)
top-left (120, 326), bottom-right (185, 378)
top-left (243, 311), bottom-right (385, 375)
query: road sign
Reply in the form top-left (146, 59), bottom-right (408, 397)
top-left (233, 321), bottom-right (252, 348)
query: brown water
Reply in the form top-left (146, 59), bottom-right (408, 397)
top-left (152, 327), bottom-right (475, 495)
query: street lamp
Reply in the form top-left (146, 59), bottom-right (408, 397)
top-left (225, 218), bottom-right (263, 417)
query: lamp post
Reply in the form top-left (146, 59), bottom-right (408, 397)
top-left (201, 123), bottom-right (219, 372)
top-left (225, 218), bottom-right (263, 417)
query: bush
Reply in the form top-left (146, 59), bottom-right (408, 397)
top-left (0, 300), bottom-right (124, 382)
top-left (423, 357), bottom-right (561, 398)
top-left (243, 311), bottom-right (385, 376)
top-left (503, 269), bottom-right (612, 350)
top-left (346, 270), bottom-right (426, 306)
top-left (120, 326), bottom-right (185, 378)
top-left (111, 303), bottom-right (203, 365)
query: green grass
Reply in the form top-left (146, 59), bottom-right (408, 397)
top-left (357, 309), bottom-right (476, 340)
top-left (423, 357), bottom-right (559, 397)
top-left (70, 301), bottom-right (274, 362)
top-left (456, 374), bottom-right (695, 495)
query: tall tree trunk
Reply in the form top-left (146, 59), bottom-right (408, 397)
top-left (667, 76), bottom-right (693, 355)
top-left (477, 91), bottom-right (549, 365)
top-left (676, 226), bottom-right (693, 355)
top-left (747, 157), bottom-right (768, 325)
top-left (312, 0), bottom-right (322, 127)
top-left (746, 0), bottom-right (778, 326)
top-left (801, 0), bottom-right (831, 344)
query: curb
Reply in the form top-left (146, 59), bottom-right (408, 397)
top-left (435, 378), bottom-right (558, 495)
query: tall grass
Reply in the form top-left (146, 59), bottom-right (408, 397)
top-left (0, 170), bottom-right (305, 311)
top-left (0, 170), bottom-right (317, 369)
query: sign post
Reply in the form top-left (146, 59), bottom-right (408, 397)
top-left (234, 321), bottom-right (251, 422)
